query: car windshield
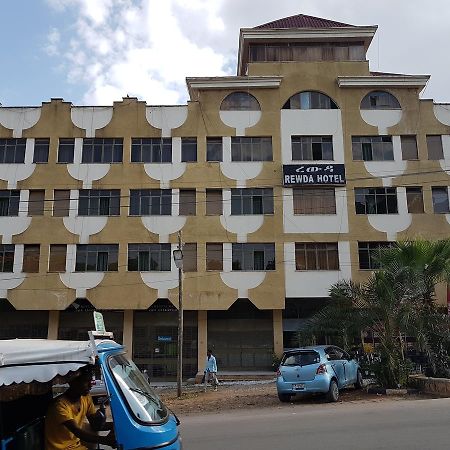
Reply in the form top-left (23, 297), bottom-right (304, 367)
top-left (109, 354), bottom-right (168, 424)
top-left (281, 350), bottom-right (320, 366)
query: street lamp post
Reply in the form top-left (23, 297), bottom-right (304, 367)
top-left (173, 232), bottom-right (183, 398)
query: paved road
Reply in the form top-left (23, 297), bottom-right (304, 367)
top-left (180, 398), bottom-right (450, 450)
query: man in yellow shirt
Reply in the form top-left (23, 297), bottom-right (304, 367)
top-left (45, 366), bottom-right (116, 449)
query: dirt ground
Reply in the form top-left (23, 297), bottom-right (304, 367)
top-left (157, 381), bottom-right (434, 416)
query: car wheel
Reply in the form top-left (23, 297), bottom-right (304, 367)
top-left (326, 380), bottom-right (339, 402)
top-left (278, 393), bottom-right (292, 403)
top-left (354, 370), bottom-right (363, 390)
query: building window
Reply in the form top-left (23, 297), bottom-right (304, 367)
top-left (406, 187), bottom-right (424, 213)
top-left (49, 244), bottom-right (67, 272)
top-left (0, 138), bottom-right (26, 163)
top-left (352, 136), bottom-right (394, 161)
top-left (33, 138), bottom-right (49, 163)
top-left (81, 138), bottom-right (123, 163)
top-left (206, 138), bottom-right (223, 162)
top-left (282, 91), bottom-right (338, 110)
top-left (231, 137), bottom-right (272, 161)
top-left (231, 188), bottom-right (273, 215)
top-left (206, 189), bottom-right (222, 215)
top-left (28, 190), bottom-right (45, 216)
top-left (431, 187), bottom-right (449, 213)
top-left (179, 189), bottom-right (196, 216)
top-left (401, 136), bottom-right (418, 160)
top-left (78, 189), bottom-right (120, 216)
top-left (23, 244), bottom-right (40, 273)
top-left (293, 188), bottom-right (336, 214)
top-left (129, 189), bottom-right (171, 216)
top-left (355, 187), bottom-right (398, 214)
top-left (75, 244), bottom-right (119, 271)
top-left (232, 243), bottom-right (275, 271)
top-left (182, 243), bottom-right (197, 272)
top-left (358, 242), bottom-right (393, 270)
top-left (427, 135), bottom-right (444, 160)
top-left (58, 138), bottom-right (75, 163)
top-left (181, 138), bottom-right (197, 162)
top-left (131, 138), bottom-right (172, 163)
top-left (0, 244), bottom-right (14, 272)
top-left (220, 92), bottom-right (260, 111)
top-left (0, 190), bottom-right (20, 216)
top-left (53, 190), bottom-right (70, 217)
top-left (295, 243), bottom-right (339, 270)
top-left (206, 243), bottom-right (223, 271)
top-left (291, 136), bottom-right (333, 160)
top-left (360, 91), bottom-right (401, 110)
top-left (128, 243), bottom-right (171, 271)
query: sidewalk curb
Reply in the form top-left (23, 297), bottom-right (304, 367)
top-left (367, 387), bottom-right (418, 395)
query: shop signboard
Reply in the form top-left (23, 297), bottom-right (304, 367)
top-left (283, 164), bottom-right (346, 186)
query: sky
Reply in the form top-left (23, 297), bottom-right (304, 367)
top-left (0, 0), bottom-right (449, 107)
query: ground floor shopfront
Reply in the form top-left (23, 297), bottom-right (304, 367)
top-left (0, 298), bottom-right (327, 380)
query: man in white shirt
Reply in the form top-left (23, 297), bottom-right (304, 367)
top-left (204, 349), bottom-right (219, 392)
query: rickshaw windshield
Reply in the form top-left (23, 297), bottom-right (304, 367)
top-left (109, 354), bottom-right (168, 424)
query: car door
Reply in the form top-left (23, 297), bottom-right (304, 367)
top-left (340, 348), bottom-right (358, 385)
top-left (325, 347), bottom-right (346, 388)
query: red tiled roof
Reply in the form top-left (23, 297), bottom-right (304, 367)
top-left (254, 14), bottom-right (354, 29)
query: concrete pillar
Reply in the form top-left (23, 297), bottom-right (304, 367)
top-left (197, 310), bottom-right (207, 373)
top-left (273, 309), bottom-right (283, 357)
top-left (47, 310), bottom-right (60, 340)
top-left (123, 310), bottom-right (134, 355)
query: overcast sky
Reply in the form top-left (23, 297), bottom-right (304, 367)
top-left (0, 0), bottom-right (449, 106)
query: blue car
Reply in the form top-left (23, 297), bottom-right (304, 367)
top-left (276, 345), bottom-right (363, 402)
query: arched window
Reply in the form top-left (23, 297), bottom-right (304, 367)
top-left (282, 91), bottom-right (338, 110)
top-left (361, 91), bottom-right (401, 110)
top-left (220, 92), bottom-right (260, 111)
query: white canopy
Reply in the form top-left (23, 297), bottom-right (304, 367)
top-left (0, 339), bottom-right (96, 387)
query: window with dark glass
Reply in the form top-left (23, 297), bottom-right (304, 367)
top-left (28, 190), bottom-right (45, 216)
top-left (181, 138), bottom-right (197, 162)
top-left (75, 244), bottom-right (119, 271)
top-left (129, 189), bottom-right (171, 216)
top-left (406, 187), bottom-right (424, 213)
top-left (282, 91), bottom-right (338, 110)
top-left (0, 138), bottom-right (26, 163)
top-left (206, 189), bottom-right (222, 215)
top-left (53, 190), bottom-right (70, 217)
top-left (293, 188), bottom-right (336, 214)
top-left (232, 243), bottom-right (275, 271)
top-left (32, 138), bottom-right (49, 163)
top-left (355, 187), bottom-right (398, 214)
top-left (23, 244), bottom-right (40, 273)
top-left (291, 136), bottom-right (333, 160)
top-left (358, 242), bottom-right (394, 270)
top-left (431, 187), bottom-right (449, 213)
top-left (78, 189), bottom-right (120, 216)
top-left (360, 91), bottom-right (401, 110)
top-left (179, 189), bottom-right (196, 216)
top-left (128, 243), bottom-right (171, 271)
top-left (0, 244), bottom-right (14, 272)
top-left (49, 244), bottom-right (67, 272)
top-left (231, 137), bottom-right (272, 161)
top-left (182, 243), bottom-right (197, 272)
top-left (206, 243), bottom-right (223, 271)
top-left (0, 190), bottom-right (20, 216)
top-left (352, 136), bottom-right (394, 161)
top-left (131, 138), bottom-right (172, 163)
top-left (206, 138), bottom-right (223, 162)
top-left (401, 135), bottom-right (418, 160)
top-left (220, 92), bottom-right (260, 111)
top-left (427, 135), bottom-right (444, 160)
top-left (58, 138), bottom-right (75, 163)
top-left (231, 188), bottom-right (273, 215)
top-left (295, 243), bottom-right (339, 270)
top-left (81, 138), bottom-right (123, 163)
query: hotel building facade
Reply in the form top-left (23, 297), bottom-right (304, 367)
top-left (1, 14), bottom-right (449, 379)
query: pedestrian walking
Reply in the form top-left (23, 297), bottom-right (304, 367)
top-left (204, 349), bottom-right (219, 392)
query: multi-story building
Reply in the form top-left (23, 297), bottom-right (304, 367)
top-left (1, 14), bottom-right (449, 379)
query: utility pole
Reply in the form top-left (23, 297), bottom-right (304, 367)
top-left (173, 231), bottom-right (184, 398)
